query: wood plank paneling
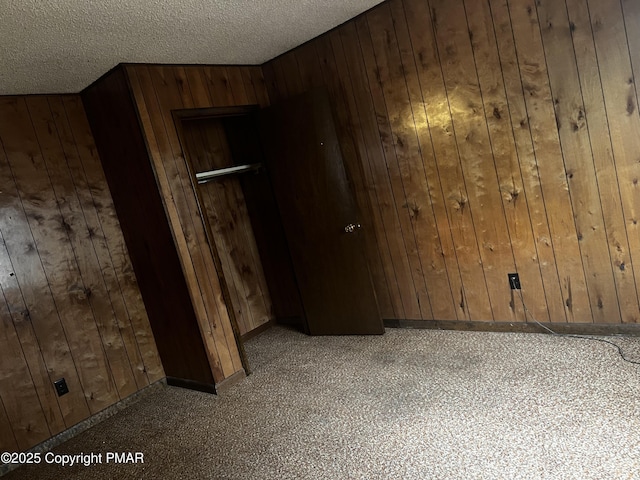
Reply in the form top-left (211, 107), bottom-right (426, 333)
top-left (1, 97), bottom-right (118, 415)
top-left (464, 0), bottom-right (537, 322)
top-left (505, 0), bottom-right (592, 323)
top-left (536, 0), bottom-right (620, 323)
top-left (0, 93), bottom-right (161, 452)
top-left (0, 281), bottom-right (50, 449)
top-left (488, 0), bottom-right (564, 323)
top-left (51, 96), bottom-right (163, 385)
top-left (0, 398), bottom-right (18, 453)
top-left (0, 228), bottom-right (67, 437)
top-left (591, 0), bottom-right (640, 322)
top-left (357, 15), bottom-right (427, 319)
top-left (569, 0), bottom-right (640, 324)
top-left (260, 0), bottom-right (640, 327)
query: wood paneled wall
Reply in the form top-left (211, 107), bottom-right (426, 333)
top-left (0, 95), bottom-right (163, 453)
top-left (124, 65), bottom-right (270, 381)
top-left (262, 0), bottom-right (640, 325)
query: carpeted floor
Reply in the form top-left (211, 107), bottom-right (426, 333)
top-left (3, 326), bottom-right (640, 479)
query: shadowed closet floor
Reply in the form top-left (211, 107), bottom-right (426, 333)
top-left (4, 326), bottom-right (640, 480)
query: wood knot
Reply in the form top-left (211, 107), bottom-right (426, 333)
top-left (418, 51), bottom-right (426, 67)
top-left (627, 94), bottom-right (635, 115)
top-left (454, 196), bottom-right (468, 213)
top-left (403, 201), bottom-right (421, 219)
top-left (493, 107), bottom-right (501, 120)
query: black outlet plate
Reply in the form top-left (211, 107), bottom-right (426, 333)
top-left (508, 273), bottom-right (521, 290)
top-left (54, 378), bottom-right (69, 397)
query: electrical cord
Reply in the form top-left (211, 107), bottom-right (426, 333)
top-left (517, 290), bottom-right (640, 366)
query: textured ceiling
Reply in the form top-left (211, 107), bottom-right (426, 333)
top-left (0, 0), bottom-right (384, 95)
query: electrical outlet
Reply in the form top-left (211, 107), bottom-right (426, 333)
top-left (508, 273), bottom-right (521, 290)
top-left (54, 378), bottom-right (69, 397)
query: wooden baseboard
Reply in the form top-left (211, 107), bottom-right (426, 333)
top-left (214, 370), bottom-right (247, 394)
top-left (241, 319), bottom-right (277, 342)
top-left (165, 377), bottom-right (217, 394)
top-left (384, 319), bottom-right (640, 336)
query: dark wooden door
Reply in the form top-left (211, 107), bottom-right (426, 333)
top-left (258, 90), bottom-right (383, 335)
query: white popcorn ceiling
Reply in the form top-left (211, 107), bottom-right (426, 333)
top-left (0, 0), bottom-right (384, 95)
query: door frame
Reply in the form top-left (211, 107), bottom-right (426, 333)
top-left (172, 105), bottom-right (259, 374)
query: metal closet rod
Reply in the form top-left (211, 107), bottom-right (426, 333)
top-left (195, 163), bottom-right (262, 184)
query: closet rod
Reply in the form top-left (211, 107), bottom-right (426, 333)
top-left (196, 163), bottom-right (262, 184)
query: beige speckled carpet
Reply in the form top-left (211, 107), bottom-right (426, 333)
top-left (3, 326), bottom-right (640, 480)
